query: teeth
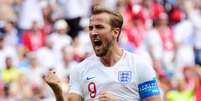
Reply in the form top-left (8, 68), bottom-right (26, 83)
top-left (94, 40), bottom-right (101, 43)
top-left (93, 39), bottom-right (102, 46)
top-left (94, 39), bottom-right (100, 41)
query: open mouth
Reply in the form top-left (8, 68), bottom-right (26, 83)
top-left (93, 39), bottom-right (102, 47)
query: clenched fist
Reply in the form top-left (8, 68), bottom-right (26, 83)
top-left (43, 69), bottom-right (61, 90)
top-left (99, 91), bottom-right (119, 101)
top-left (43, 69), bottom-right (65, 101)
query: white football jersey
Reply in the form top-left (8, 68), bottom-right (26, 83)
top-left (69, 50), bottom-right (160, 101)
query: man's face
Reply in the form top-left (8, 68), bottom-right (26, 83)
top-left (89, 13), bottom-right (116, 57)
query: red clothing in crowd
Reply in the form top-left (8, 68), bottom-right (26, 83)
top-left (141, 2), bottom-right (164, 20)
top-left (196, 77), bottom-right (201, 101)
top-left (159, 28), bottom-right (175, 51)
top-left (22, 30), bottom-right (46, 51)
top-left (124, 25), bottom-right (147, 48)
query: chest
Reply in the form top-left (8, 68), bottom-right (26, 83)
top-left (81, 66), bottom-right (137, 99)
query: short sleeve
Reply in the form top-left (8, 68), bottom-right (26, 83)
top-left (69, 65), bottom-right (83, 97)
top-left (135, 57), bottom-right (160, 100)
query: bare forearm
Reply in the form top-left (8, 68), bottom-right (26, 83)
top-left (43, 69), bottom-right (66, 101)
top-left (144, 96), bottom-right (161, 101)
top-left (53, 89), bottom-right (65, 101)
top-left (50, 84), bottom-right (65, 101)
top-left (68, 93), bottom-right (84, 101)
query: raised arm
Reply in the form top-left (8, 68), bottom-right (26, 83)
top-left (143, 95), bottom-right (161, 101)
top-left (43, 69), bottom-right (65, 101)
top-left (68, 93), bottom-right (84, 101)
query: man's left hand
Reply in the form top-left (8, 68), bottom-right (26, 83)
top-left (98, 91), bottom-right (118, 101)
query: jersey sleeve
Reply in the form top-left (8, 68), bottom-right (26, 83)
top-left (69, 65), bottom-right (83, 97)
top-left (135, 57), bottom-right (160, 100)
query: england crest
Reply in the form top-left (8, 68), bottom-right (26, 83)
top-left (118, 71), bottom-right (132, 84)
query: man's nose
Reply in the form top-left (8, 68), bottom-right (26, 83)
top-left (90, 29), bottom-right (99, 36)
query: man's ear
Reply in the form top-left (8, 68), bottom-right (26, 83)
top-left (112, 28), bottom-right (120, 40)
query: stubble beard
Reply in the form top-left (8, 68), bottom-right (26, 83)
top-left (95, 42), bottom-right (112, 57)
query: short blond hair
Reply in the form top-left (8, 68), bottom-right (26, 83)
top-left (92, 6), bottom-right (123, 29)
top-left (91, 6), bottom-right (123, 41)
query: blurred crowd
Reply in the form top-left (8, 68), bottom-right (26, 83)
top-left (0, 0), bottom-right (201, 101)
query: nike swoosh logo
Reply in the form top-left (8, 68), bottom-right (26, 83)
top-left (86, 77), bottom-right (95, 80)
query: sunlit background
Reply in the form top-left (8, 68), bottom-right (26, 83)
top-left (0, 0), bottom-right (201, 101)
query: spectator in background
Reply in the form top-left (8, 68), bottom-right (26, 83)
top-left (173, 12), bottom-right (195, 69)
top-left (92, 0), bottom-right (118, 11)
top-left (0, 35), bottom-right (18, 68)
top-left (36, 37), bottom-right (57, 69)
top-left (140, 0), bottom-right (164, 29)
top-left (54, 46), bottom-right (78, 97)
top-left (157, 72), bottom-right (172, 101)
top-left (185, 0), bottom-right (201, 66)
top-left (71, 37), bottom-right (87, 62)
top-left (116, 0), bottom-right (133, 27)
top-left (57, 0), bottom-right (85, 39)
top-left (0, 0), bottom-right (17, 23)
top-left (3, 20), bottom-right (20, 47)
top-left (22, 21), bottom-right (46, 52)
top-left (56, 46), bottom-right (78, 81)
top-left (0, 57), bottom-right (20, 100)
top-left (0, 57), bottom-right (22, 100)
top-left (48, 19), bottom-right (72, 62)
top-left (168, 4), bottom-right (185, 26)
top-left (123, 7), bottom-right (147, 50)
top-left (1, 57), bottom-right (21, 83)
top-left (41, 0), bottom-right (54, 35)
top-left (194, 65), bottom-right (201, 101)
top-left (18, 0), bottom-right (44, 30)
top-left (71, 18), bottom-right (94, 62)
top-left (77, 18), bottom-right (93, 57)
top-left (16, 45), bottom-right (30, 72)
top-left (0, 83), bottom-right (17, 100)
top-left (0, 79), bottom-right (3, 96)
top-left (141, 15), bottom-right (163, 66)
top-left (116, 0), bottom-right (137, 52)
top-left (23, 53), bottom-right (48, 100)
top-left (154, 13), bottom-right (175, 77)
top-left (166, 76), bottom-right (194, 101)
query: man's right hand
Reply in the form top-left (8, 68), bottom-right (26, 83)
top-left (43, 68), bottom-right (61, 88)
top-left (43, 69), bottom-right (65, 101)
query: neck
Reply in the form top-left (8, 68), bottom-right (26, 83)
top-left (100, 44), bottom-right (123, 67)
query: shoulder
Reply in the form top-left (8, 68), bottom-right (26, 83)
top-left (79, 54), bottom-right (97, 66)
top-left (124, 50), bottom-right (156, 81)
top-left (124, 50), bottom-right (149, 65)
top-left (72, 55), bottom-right (98, 72)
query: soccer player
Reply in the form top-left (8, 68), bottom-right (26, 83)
top-left (43, 6), bottom-right (161, 101)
